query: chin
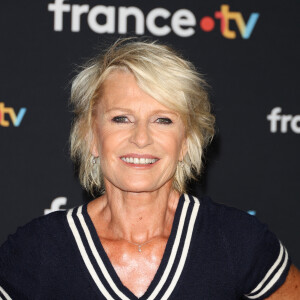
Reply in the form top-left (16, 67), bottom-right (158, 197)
top-left (113, 176), bottom-right (163, 193)
top-left (120, 182), bottom-right (158, 193)
top-left (104, 174), bottom-right (173, 193)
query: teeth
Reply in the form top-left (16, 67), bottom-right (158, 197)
top-left (121, 157), bottom-right (158, 164)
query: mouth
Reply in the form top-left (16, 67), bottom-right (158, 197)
top-left (120, 154), bottom-right (159, 165)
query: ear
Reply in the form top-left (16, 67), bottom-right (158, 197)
top-left (179, 137), bottom-right (188, 161)
top-left (90, 126), bottom-right (100, 158)
top-left (91, 141), bottom-right (99, 158)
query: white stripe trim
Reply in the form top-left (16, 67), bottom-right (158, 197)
top-left (161, 195), bottom-right (200, 300)
top-left (66, 208), bottom-right (115, 300)
top-left (146, 194), bottom-right (191, 300)
top-left (246, 247), bottom-right (289, 299)
top-left (0, 286), bottom-right (12, 300)
top-left (76, 206), bottom-right (130, 300)
top-left (246, 241), bottom-right (284, 296)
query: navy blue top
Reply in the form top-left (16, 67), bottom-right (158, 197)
top-left (0, 194), bottom-right (291, 299)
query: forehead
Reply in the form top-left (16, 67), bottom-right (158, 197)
top-left (98, 71), bottom-right (174, 113)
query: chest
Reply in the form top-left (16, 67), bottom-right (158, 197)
top-left (62, 196), bottom-right (226, 299)
top-left (101, 239), bottom-right (167, 298)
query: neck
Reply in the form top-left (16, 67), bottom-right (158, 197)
top-left (99, 180), bottom-right (180, 243)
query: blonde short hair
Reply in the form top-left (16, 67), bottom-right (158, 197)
top-left (70, 38), bottom-right (215, 195)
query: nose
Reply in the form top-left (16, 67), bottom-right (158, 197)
top-left (129, 121), bottom-right (153, 148)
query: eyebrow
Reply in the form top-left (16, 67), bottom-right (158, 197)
top-left (105, 107), bottom-right (178, 116)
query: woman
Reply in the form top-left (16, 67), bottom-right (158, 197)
top-left (0, 39), bottom-right (299, 299)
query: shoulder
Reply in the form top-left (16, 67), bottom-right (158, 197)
top-left (0, 209), bottom-right (69, 263)
top-left (0, 207), bottom-right (83, 297)
top-left (196, 194), bottom-right (279, 245)
top-left (193, 194), bottom-right (291, 299)
top-left (1, 209), bottom-right (68, 246)
top-left (197, 194), bottom-right (257, 225)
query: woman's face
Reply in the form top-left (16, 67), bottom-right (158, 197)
top-left (92, 71), bottom-right (187, 193)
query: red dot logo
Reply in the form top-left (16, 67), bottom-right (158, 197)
top-left (199, 16), bottom-right (215, 32)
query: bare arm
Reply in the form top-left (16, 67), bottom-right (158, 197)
top-left (265, 265), bottom-right (300, 299)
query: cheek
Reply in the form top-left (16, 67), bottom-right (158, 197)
top-left (97, 126), bottom-right (128, 161)
top-left (157, 131), bottom-right (184, 159)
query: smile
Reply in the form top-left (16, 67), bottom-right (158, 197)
top-left (120, 157), bottom-right (159, 165)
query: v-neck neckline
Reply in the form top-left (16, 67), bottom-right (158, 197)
top-left (66, 194), bottom-right (201, 300)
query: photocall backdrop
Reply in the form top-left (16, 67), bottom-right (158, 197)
top-left (1, 0), bottom-right (299, 267)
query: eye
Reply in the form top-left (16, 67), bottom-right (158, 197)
top-left (155, 118), bottom-right (173, 124)
top-left (112, 116), bottom-right (130, 123)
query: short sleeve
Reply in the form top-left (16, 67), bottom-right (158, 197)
top-left (220, 205), bottom-right (291, 300)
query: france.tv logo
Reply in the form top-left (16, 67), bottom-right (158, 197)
top-left (0, 102), bottom-right (27, 127)
top-left (48, 2), bottom-right (259, 39)
top-left (199, 5), bottom-right (260, 39)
